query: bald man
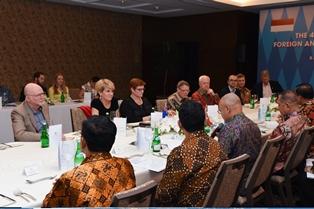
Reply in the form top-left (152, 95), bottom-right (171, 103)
top-left (191, 75), bottom-right (219, 109)
top-left (269, 90), bottom-right (307, 172)
top-left (11, 83), bottom-right (50, 141)
top-left (252, 70), bottom-right (283, 98)
top-left (217, 93), bottom-right (262, 195)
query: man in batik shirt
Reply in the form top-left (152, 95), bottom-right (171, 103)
top-left (217, 93), bottom-right (262, 195)
top-left (42, 116), bottom-right (135, 207)
top-left (269, 90), bottom-right (307, 172)
top-left (156, 100), bottom-right (226, 207)
top-left (296, 83), bottom-right (314, 127)
top-left (192, 75), bottom-right (220, 109)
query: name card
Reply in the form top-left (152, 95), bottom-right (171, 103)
top-left (58, 140), bottom-right (76, 171)
top-left (136, 127), bottom-right (152, 153)
top-left (83, 92), bottom-right (92, 103)
top-left (207, 105), bottom-right (219, 123)
top-left (48, 124), bottom-right (62, 148)
top-left (113, 117), bottom-right (127, 137)
top-left (151, 112), bottom-right (163, 128)
top-left (23, 163), bottom-right (41, 176)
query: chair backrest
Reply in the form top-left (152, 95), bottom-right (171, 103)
top-left (111, 180), bottom-right (157, 207)
top-left (69, 88), bottom-right (81, 100)
top-left (155, 99), bottom-right (167, 111)
top-left (203, 154), bottom-right (250, 207)
top-left (284, 126), bottom-right (314, 173)
top-left (245, 135), bottom-right (284, 191)
top-left (70, 107), bottom-right (87, 131)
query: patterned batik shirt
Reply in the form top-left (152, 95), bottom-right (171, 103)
top-left (299, 99), bottom-right (314, 127)
top-left (156, 130), bottom-right (226, 207)
top-left (239, 87), bottom-right (251, 104)
top-left (217, 113), bottom-right (262, 195)
top-left (270, 111), bottom-right (307, 171)
top-left (42, 152), bottom-right (135, 207)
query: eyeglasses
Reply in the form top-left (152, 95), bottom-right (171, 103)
top-left (135, 88), bottom-right (145, 92)
top-left (27, 93), bottom-right (45, 97)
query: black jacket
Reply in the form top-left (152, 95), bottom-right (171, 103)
top-left (252, 80), bottom-right (283, 99)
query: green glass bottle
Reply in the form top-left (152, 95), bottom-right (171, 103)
top-left (204, 126), bottom-right (211, 135)
top-left (152, 128), bottom-right (161, 152)
top-left (249, 95), bottom-right (255, 109)
top-left (265, 105), bottom-right (271, 121)
top-left (270, 94), bottom-right (275, 103)
top-left (74, 140), bottom-right (85, 167)
top-left (41, 123), bottom-right (49, 148)
top-left (60, 91), bottom-right (65, 103)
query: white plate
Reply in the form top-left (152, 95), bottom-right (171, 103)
top-left (127, 122), bottom-right (140, 127)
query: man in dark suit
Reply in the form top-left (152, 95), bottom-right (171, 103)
top-left (252, 70), bottom-right (283, 98)
top-left (220, 75), bottom-right (242, 103)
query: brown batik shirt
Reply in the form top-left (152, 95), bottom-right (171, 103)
top-left (42, 152), bottom-right (135, 207)
top-left (155, 130), bottom-right (226, 207)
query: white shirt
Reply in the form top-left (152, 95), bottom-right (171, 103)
top-left (262, 82), bottom-right (272, 98)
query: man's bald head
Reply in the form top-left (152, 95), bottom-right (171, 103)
top-left (24, 83), bottom-right (46, 109)
top-left (219, 93), bottom-right (242, 121)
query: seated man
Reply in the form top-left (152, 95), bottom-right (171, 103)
top-left (219, 75), bottom-right (242, 103)
top-left (0, 84), bottom-right (15, 105)
top-left (252, 69), bottom-right (283, 98)
top-left (11, 83), bottom-right (50, 141)
top-left (79, 76), bottom-right (100, 99)
top-left (19, 71), bottom-right (47, 102)
top-left (269, 90), bottom-right (307, 172)
top-left (237, 73), bottom-right (251, 104)
top-left (296, 83), bottom-right (314, 126)
top-left (217, 93), bottom-right (262, 195)
top-left (192, 75), bottom-right (219, 109)
top-left (156, 100), bottom-right (226, 207)
top-left (42, 116), bottom-right (136, 207)
top-left (167, 80), bottom-right (190, 110)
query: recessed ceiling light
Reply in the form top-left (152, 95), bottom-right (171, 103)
top-left (213, 0), bottom-right (301, 7)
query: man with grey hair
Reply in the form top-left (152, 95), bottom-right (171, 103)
top-left (252, 69), bottom-right (283, 98)
top-left (269, 90), bottom-right (307, 172)
top-left (191, 75), bottom-right (219, 109)
top-left (11, 83), bottom-right (50, 141)
top-left (217, 93), bottom-right (262, 195)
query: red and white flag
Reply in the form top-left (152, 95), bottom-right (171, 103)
top-left (271, 18), bottom-right (294, 32)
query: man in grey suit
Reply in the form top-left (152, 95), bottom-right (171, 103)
top-left (11, 83), bottom-right (50, 141)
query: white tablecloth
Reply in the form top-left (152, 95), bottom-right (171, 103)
top-left (0, 102), bottom-right (88, 143)
top-left (0, 130), bottom-right (169, 207)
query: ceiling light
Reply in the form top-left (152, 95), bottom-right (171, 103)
top-left (213, 0), bottom-right (301, 7)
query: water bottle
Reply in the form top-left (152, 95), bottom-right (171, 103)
top-left (60, 91), bottom-right (65, 103)
top-left (265, 105), bottom-right (271, 121)
top-left (41, 122), bottom-right (49, 148)
top-left (249, 95), bottom-right (255, 109)
top-left (74, 140), bottom-right (85, 166)
top-left (152, 127), bottom-right (161, 152)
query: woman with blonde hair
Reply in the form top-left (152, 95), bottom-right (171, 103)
top-left (91, 79), bottom-right (119, 118)
top-left (48, 73), bottom-right (70, 103)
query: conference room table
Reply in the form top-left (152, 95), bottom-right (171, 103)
top-left (0, 105), bottom-right (277, 207)
top-left (0, 101), bottom-right (89, 143)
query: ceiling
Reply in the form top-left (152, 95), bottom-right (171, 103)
top-left (46, 0), bottom-right (314, 17)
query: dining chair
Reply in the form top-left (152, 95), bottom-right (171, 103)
top-left (202, 154), bottom-right (250, 207)
top-left (155, 99), bottom-right (167, 111)
top-left (111, 180), bottom-right (158, 207)
top-left (270, 126), bottom-right (314, 205)
top-left (70, 107), bottom-right (88, 131)
top-left (237, 135), bottom-right (284, 206)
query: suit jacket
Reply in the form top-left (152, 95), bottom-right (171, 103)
top-left (219, 86), bottom-right (242, 103)
top-left (11, 102), bottom-right (50, 142)
top-left (252, 80), bottom-right (283, 99)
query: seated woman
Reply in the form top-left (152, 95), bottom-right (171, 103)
top-left (48, 73), bottom-right (70, 103)
top-left (120, 78), bottom-right (152, 123)
top-left (91, 79), bottom-right (119, 118)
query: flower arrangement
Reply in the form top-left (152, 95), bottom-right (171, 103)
top-left (159, 116), bottom-right (181, 134)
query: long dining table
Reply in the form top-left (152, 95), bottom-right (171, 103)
top-left (0, 105), bottom-right (277, 207)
